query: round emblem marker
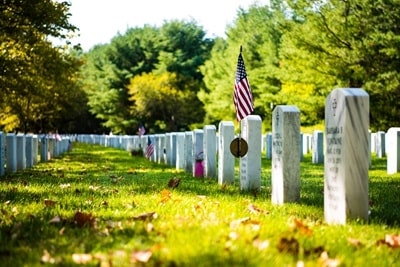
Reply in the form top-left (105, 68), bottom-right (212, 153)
top-left (230, 137), bottom-right (248, 158)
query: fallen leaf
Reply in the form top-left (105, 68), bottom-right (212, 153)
top-left (253, 238), bottom-right (269, 250)
top-left (318, 251), bottom-right (341, 267)
top-left (290, 217), bottom-right (313, 236)
top-left (161, 189), bottom-right (172, 203)
top-left (248, 203), bottom-right (269, 215)
top-left (377, 234), bottom-right (400, 248)
top-left (44, 199), bottom-right (57, 207)
top-left (72, 253), bottom-right (93, 264)
top-left (133, 212), bottom-right (158, 221)
top-left (230, 217), bottom-right (250, 228)
top-left (168, 177), bottom-right (181, 189)
top-left (347, 237), bottom-right (363, 248)
top-left (131, 250), bottom-right (152, 263)
top-left (59, 183), bottom-right (71, 189)
top-left (277, 237), bottom-right (299, 254)
top-left (49, 216), bottom-right (62, 224)
top-left (41, 250), bottom-right (55, 264)
top-left (72, 211), bottom-right (96, 228)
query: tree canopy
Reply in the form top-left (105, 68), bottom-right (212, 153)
top-left (0, 0), bottom-right (94, 133)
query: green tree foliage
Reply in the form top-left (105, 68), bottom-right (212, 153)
top-left (0, 0), bottom-right (87, 133)
top-left (82, 21), bottom-right (212, 133)
top-left (280, 0), bottom-right (400, 130)
top-left (200, 5), bottom-right (283, 131)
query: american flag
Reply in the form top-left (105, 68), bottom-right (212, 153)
top-left (234, 48), bottom-right (254, 121)
top-left (145, 136), bottom-right (154, 159)
top-left (138, 124), bottom-right (145, 136)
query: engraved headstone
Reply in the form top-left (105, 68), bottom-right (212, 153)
top-left (6, 134), bottom-right (17, 173)
top-left (375, 131), bottom-right (386, 158)
top-left (0, 132), bottom-right (4, 176)
top-left (271, 106), bottom-right (301, 204)
top-left (265, 133), bottom-right (272, 159)
top-left (40, 136), bottom-right (48, 162)
top-left (240, 115), bottom-right (262, 191)
top-left (25, 135), bottom-right (34, 168)
top-left (312, 130), bottom-right (324, 164)
top-left (184, 132), bottom-right (193, 173)
top-left (176, 133), bottom-right (185, 170)
top-left (386, 127), bottom-right (400, 174)
top-left (192, 130), bottom-right (204, 177)
top-left (204, 125), bottom-right (217, 178)
top-left (324, 88), bottom-right (369, 224)
top-left (218, 121), bottom-right (235, 185)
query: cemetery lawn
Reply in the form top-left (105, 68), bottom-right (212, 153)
top-left (1, 143), bottom-right (400, 266)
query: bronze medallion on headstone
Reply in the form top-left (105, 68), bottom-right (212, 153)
top-left (230, 137), bottom-right (248, 158)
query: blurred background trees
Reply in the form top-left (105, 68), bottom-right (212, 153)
top-left (1, 0), bottom-right (399, 133)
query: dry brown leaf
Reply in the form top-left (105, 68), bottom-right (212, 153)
top-left (72, 253), bottom-right (93, 264)
top-left (48, 216), bottom-right (62, 224)
top-left (290, 217), bottom-right (313, 236)
top-left (72, 211), bottom-right (96, 228)
top-left (133, 212), bottom-right (158, 221)
top-left (44, 199), bottom-right (57, 207)
top-left (318, 251), bottom-right (341, 267)
top-left (253, 238), bottom-right (269, 251)
top-left (277, 237), bottom-right (299, 254)
top-left (248, 203), bottom-right (269, 215)
top-left (41, 250), bottom-right (55, 264)
top-left (168, 177), bottom-right (181, 188)
top-left (161, 189), bottom-right (172, 203)
top-left (347, 237), bottom-right (363, 248)
top-left (377, 234), bottom-right (400, 248)
top-left (230, 217), bottom-right (250, 228)
top-left (131, 250), bottom-right (152, 263)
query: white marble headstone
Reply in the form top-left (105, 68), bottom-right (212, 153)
top-left (176, 133), bottom-right (185, 170)
top-left (312, 130), bottom-right (324, 164)
top-left (386, 127), bottom-right (400, 174)
top-left (203, 125), bottom-right (217, 178)
top-left (6, 134), bottom-right (17, 173)
top-left (25, 135), bottom-right (34, 168)
top-left (218, 121), bottom-right (235, 185)
top-left (192, 130), bottom-right (204, 177)
top-left (184, 132), bottom-right (193, 173)
top-left (324, 88), bottom-right (369, 224)
top-left (271, 106), bottom-right (300, 204)
top-left (240, 115), bottom-right (262, 191)
top-left (0, 132), bottom-right (4, 176)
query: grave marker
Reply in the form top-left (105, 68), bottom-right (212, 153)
top-left (0, 132), bottom-right (4, 176)
top-left (312, 130), bottom-right (324, 164)
top-left (192, 130), bottom-right (204, 177)
top-left (6, 134), bottom-right (17, 173)
top-left (204, 125), bottom-right (217, 178)
top-left (386, 127), bottom-right (400, 174)
top-left (218, 121), bottom-right (235, 185)
top-left (271, 106), bottom-right (300, 204)
top-left (185, 132), bottom-right (193, 173)
top-left (240, 115), bottom-right (262, 191)
top-left (324, 88), bottom-right (369, 224)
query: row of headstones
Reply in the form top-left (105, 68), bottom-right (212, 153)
top-left (0, 133), bottom-right (71, 176)
top-left (74, 88), bottom-right (399, 225)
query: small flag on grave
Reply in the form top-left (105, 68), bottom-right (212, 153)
top-left (145, 136), bottom-right (154, 159)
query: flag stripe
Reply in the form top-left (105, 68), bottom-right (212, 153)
top-left (234, 51), bottom-right (254, 121)
top-left (145, 137), bottom-right (154, 159)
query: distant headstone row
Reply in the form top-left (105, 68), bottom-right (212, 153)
top-left (0, 133), bottom-right (71, 176)
top-left (3, 88), bottom-right (399, 226)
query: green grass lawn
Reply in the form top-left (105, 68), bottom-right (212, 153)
top-left (0, 142), bottom-right (399, 266)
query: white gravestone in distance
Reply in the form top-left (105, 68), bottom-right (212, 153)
top-left (25, 135), bottom-right (34, 168)
top-left (16, 134), bottom-right (26, 170)
top-left (375, 131), bottom-right (386, 158)
top-left (324, 88), bottom-right (369, 224)
top-left (6, 134), bottom-right (17, 173)
top-left (218, 121), bottom-right (235, 185)
top-left (271, 106), bottom-right (300, 204)
top-left (0, 132), bottom-right (4, 176)
top-left (312, 130), bottom-right (324, 164)
top-left (203, 125), bottom-right (217, 178)
top-left (192, 130), bottom-right (204, 177)
top-left (386, 127), bottom-right (400, 175)
top-left (184, 131), bottom-right (193, 173)
top-left (240, 115), bottom-right (262, 191)
top-left (176, 133), bottom-right (185, 170)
